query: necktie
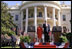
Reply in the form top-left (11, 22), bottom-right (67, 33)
top-left (47, 24), bottom-right (48, 32)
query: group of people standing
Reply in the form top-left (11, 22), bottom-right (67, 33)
top-left (37, 21), bottom-right (50, 43)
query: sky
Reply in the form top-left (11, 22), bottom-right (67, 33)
top-left (3, 1), bottom-right (71, 6)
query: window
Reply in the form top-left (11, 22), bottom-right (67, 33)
top-left (23, 15), bottom-right (26, 20)
top-left (48, 13), bottom-right (49, 17)
top-left (55, 15), bottom-right (58, 20)
top-left (39, 12), bottom-right (42, 17)
top-left (31, 13), bottom-right (33, 17)
top-left (15, 15), bottom-right (18, 21)
top-left (63, 15), bottom-right (66, 21)
top-left (63, 26), bottom-right (67, 33)
top-left (63, 26), bottom-right (66, 30)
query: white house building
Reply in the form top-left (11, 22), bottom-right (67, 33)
top-left (8, 1), bottom-right (71, 35)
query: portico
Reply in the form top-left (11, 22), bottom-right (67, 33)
top-left (20, 5), bottom-right (61, 37)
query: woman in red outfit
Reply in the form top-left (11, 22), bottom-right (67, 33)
top-left (37, 24), bottom-right (43, 42)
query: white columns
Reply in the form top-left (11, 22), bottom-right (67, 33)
top-left (58, 10), bottom-right (61, 26)
top-left (44, 6), bottom-right (47, 23)
top-left (34, 7), bottom-right (37, 38)
top-left (20, 11), bottom-right (23, 31)
top-left (53, 7), bottom-right (56, 26)
top-left (25, 8), bottom-right (28, 33)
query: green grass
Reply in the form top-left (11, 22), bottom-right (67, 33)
top-left (1, 46), bottom-right (20, 48)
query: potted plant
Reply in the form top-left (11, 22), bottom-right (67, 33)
top-left (19, 36), bottom-right (25, 48)
top-left (20, 35), bottom-right (31, 48)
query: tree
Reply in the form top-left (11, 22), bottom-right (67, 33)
top-left (1, 1), bottom-right (16, 35)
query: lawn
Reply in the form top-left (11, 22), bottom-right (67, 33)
top-left (1, 46), bottom-right (20, 48)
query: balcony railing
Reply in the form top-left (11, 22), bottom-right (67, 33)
top-left (23, 16), bottom-right (58, 21)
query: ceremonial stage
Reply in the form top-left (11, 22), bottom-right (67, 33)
top-left (20, 41), bottom-right (69, 48)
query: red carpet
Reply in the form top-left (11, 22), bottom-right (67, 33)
top-left (34, 42), bottom-right (56, 48)
top-left (34, 45), bottom-right (56, 48)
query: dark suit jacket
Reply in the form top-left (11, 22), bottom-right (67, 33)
top-left (47, 24), bottom-right (50, 32)
top-left (43, 23), bottom-right (50, 34)
top-left (43, 23), bottom-right (46, 33)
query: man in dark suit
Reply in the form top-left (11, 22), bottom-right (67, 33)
top-left (43, 21), bottom-right (50, 42)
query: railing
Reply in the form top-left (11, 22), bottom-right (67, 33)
top-left (23, 16), bottom-right (58, 21)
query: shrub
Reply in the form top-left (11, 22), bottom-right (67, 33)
top-left (20, 36), bottom-right (31, 43)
